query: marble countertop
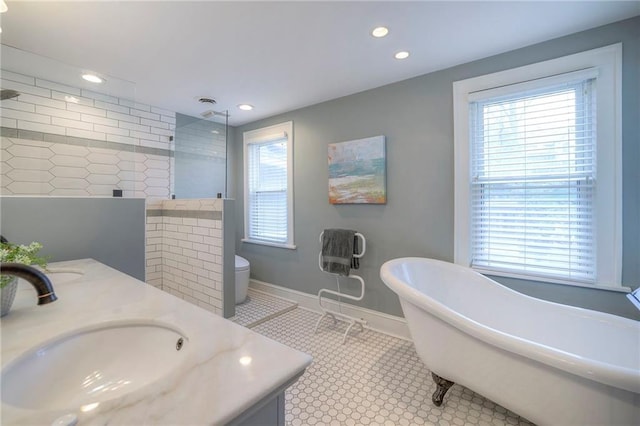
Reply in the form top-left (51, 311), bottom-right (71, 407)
top-left (1, 259), bottom-right (312, 425)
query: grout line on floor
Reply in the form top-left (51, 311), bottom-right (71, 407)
top-left (244, 303), bottom-right (298, 328)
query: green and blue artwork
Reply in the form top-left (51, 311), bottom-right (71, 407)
top-left (328, 135), bottom-right (386, 204)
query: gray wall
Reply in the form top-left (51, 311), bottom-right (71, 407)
top-left (234, 17), bottom-right (640, 320)
top-left (1, 197), bottom-right (146, 281)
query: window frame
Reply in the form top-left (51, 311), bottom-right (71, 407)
top-left (242, 121), bottom-right (296, 249)
top-left (453, 44), bottom-right (624, 291)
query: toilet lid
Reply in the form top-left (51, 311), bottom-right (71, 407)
top-left (235, 255), bottom-right (250, 270)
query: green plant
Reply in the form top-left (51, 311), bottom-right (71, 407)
top-left (0, 242), bottom-right (48, 288)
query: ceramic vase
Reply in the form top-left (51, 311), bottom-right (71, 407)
top-left (1, 277), bottom-right (18, 317)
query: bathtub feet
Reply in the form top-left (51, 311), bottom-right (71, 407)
top-left (431, 372), bottom-right (455, 407)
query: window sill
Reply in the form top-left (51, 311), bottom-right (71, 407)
top-left (241, 238), bottom-right (297, 250)
top-left (473, 267), bottom-right (630, 294)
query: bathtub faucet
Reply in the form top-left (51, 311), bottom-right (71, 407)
top-left (0, 263), bottom-right (58, 305)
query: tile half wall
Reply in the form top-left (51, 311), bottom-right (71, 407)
top-left (146, 199), bottom-right (235, 317)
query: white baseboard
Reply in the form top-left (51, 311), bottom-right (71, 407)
top-left (249, 279), bottom-right (411, 341)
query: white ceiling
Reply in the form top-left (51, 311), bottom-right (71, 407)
top-left (1, 1), bottom-right (639, 126)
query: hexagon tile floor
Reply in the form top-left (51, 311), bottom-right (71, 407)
top-left (231, 288), bottom-right (298, 328)
top-left (252, 307), bottom-right (535, 426)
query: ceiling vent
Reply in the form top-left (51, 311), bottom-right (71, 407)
top-left (198, 97), bottom-right (217, 105)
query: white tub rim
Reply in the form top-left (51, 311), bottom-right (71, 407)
top-left (380, 257), bottom-right (640, 394)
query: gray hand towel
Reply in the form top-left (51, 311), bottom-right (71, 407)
top-left (321, 229), bottom-right (356, 276)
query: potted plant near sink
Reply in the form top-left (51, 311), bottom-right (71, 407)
top-left (0, 241), bottom-right (48, 317)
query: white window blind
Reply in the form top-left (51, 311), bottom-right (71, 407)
top-left (454, 44), bottom-right (622, 290)
top-left (243, 121), bottom-right (295, 249)
top-left (469, 76), bottom-right (597, 283)
top-left (247, 137), bottom-right (288, 243)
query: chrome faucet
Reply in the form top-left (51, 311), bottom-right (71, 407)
top-left (0, 263), bottom-right (58, 305)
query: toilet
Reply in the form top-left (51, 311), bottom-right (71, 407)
top-left (235, 255), bottom-right (250, 304)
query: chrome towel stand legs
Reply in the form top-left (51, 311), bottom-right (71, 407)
top-left (314, 231), bottom-right (366, 344)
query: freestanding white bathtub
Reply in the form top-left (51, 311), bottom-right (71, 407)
top-left (380, 257), bottom-right (640, 426)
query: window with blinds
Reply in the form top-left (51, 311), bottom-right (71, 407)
top-left (453, 44), bottom-right (622, 289)
top-left (469, 78), bottom-right (596, 283)
top-left (243, 122), bottom-right (295, 248)
top-left (247, 139), bottom-right (288, 243)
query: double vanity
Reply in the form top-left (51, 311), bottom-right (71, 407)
top-left (1, 259), bottom-right (312, 425)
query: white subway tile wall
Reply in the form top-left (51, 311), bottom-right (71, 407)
top-left (146, 198), bottom-right (165, 289)
top-left (0, 70), bottom-right (175, 198)
top-left (145, 199), bottom-right (225, 316)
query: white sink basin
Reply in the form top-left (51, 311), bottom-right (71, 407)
top-left (45, 268), bottom-right (84, 285)
top-left (2, 322), bottom-right (188, 410)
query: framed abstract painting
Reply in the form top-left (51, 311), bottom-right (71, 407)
top-left (328, 135), bottom-right (386, 204)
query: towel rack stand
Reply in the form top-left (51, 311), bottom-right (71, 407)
top-left (314, 231), bottom-right (366, 344)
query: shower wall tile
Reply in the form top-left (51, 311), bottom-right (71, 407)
top-left (1, 70), bottom-right (34, 85)
top-left (1, 135), bottom-right (172, 198)
top-left (1, 118), bottom-right (17, 128)
top-left (94, 124), bottom-right (128, 137)
top-left (66, 103), bottom-right (107, 118)
top-left (151, 106), bottom-right (174, 117)
top-left (106, 110), bottom-right (139, 124)
top-left (0, 79), bottom-right (50, 97)
top-left (81, 114), bottom-right (119, 127)
top-left (4, 181), bottom-right (54, 194)
top-left (66, 128), bottom-right (106, 141)
top-left (29, 95), bottom-right (68, 110)
top-left (95, 100), bottom-right (129, 114)
top-left (51, 91), bottom-right (94, 106)
top-left (1, 108), bottom-right (50, 124)
top-left (107, 134), bottom-right (139, 145)
top-left (141, 118), bottom-right (169, 129)
top-left (81, 89), bottom-right (119, 104)
top-left (4, 99), bottom-right (36, 113)
top-left (130, 130), bottom-right (158, 141)
top-left (150, 127), bottom-right (174, 137)
top-left (35, 78), bottom-right (81, 95)
top-left (7, 156), bottom-right (53, 171)
top-left (130, 108), bottom-right (160, 121)
top-left (119, 121), bottom-right (150, 133)
top-left (161, 115), bottom-right (176, 125)
top-left (51, 117), bottom-right (93, 131)
top-left (17, 121), bottom-right (65, 135)
top-left (0, 69), bottom-right (176, 198)
top-left (38, 107), bottom-right (80, 120)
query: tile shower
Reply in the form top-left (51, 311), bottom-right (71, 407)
top-left (0, 65), bottom-right (234, 317)
top-left (0, 69), bottom-right (175, 198)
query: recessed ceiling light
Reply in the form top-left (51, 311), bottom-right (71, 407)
top-left (238, 104), bottom-right (253, 111)
top-left (394, 51), bottom-right (410, 60)
top-left (82, 73), bottom-right (104, 84)
top-left (371, 27), bottom-right (389, 38)
top-left (1, 0), bottom-right (8, 33)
